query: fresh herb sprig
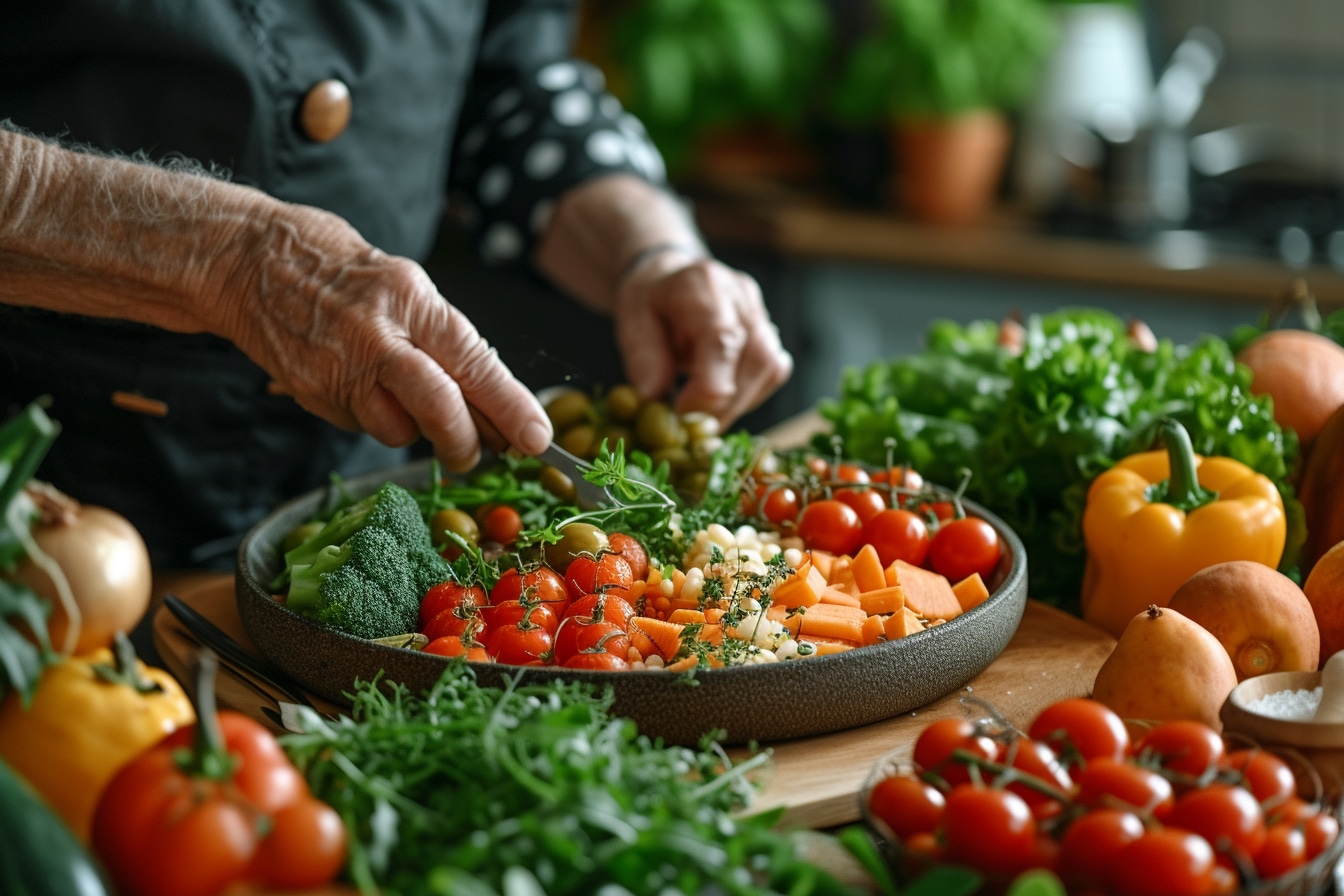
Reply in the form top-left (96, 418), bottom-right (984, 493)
top-left (280, 664), bottom-right (874, 896)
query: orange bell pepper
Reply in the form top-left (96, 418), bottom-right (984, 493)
top-left (1081, 418), bottom-right (1286, 638)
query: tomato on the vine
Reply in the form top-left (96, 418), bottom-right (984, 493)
top-left (911, 718), bottom-right (996, 786)
top-left (481, 599), bottom-right (559, 637)
top-left (867, 774), bottom-right (945, 840)
top-left (1224, 748), bottom-right (1297, 809)
top-left (1057, 808), bottom-right (1144, 890)
top-left (489, 566), bottom-right (568, 614)
top-left (562, 650), bottom-right (630, 670)
top-left (941, 785), bottom-right (1037, 877)
top-left (741, 482), bottom-right (802, 527)
top-left (1134, 720), bottom-right (1226, 781)
top-left (423, 635), bottom-right (488, 661)
top-left (418, 581), bottom-right (485, 631)
top-left (421, 606), bottom-right (483, 643)
top-left (486, 622), bottom-right (552, 666)
top-left (860, 509), bottom-right (930, 568)
top-left (1255, 822), bottom-right (1308, 878)
top-left (927, 517), bottom-right (1001, 583)
top-left (552, 618), bottom-right (629, 667)
top-left (830, 463), bottom-right (871, 485)
top-left (563, 552), bottom-right (635, 602)
top-left (796, 500), bottom-right (864, 556)
top-left (563, 592), bottom-right (636, 631)
top-left (1108, 828), bottom-right (1216, 896)
top-left (1074, 757), bottom-right (1175, 821)
top-left (1027, 698), bottom-right (1129, 766)
top-left (835, 488), bottom-right (886, 525)
top-left (998, 738), bottom-right (1073, 815)
top-left (1168, 784), bottom-right (1267, 862)
top-left (607, 532), bottom-right (650, 581)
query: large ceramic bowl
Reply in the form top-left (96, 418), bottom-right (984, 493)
top-left (236, 459), bottom-right (1028, 746)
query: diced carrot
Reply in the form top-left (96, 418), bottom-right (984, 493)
top-left (807, 549), bottom-right (836, 582)
top-left (772, 560), bottom-right (825, 608)
top-left (703, 607), bottom-right (726, 624)
top-left (798, 603), bottom-right (867, 642)
top-left (952, 572), bottom-right (991, 612)
top-left (668, 596), bottom-right (701, 614)
top-left (892, 560), bottom-right (963, 621)
top-left (827, 555), bottom-right (860, 595)
top-left (665, 653), bottom-right (722, 673)
top-left (883, 560), bottom-right (901, 588)
top-left (858, 584), bottom-right (906, 617)
top-left (799, 636), bottom-right (857, 656)
top-left (819, 586), bottom-right (862, 607)
top-left (765, 604), bottom-right (803, 636)
top-left (668, 608), bottom-right (707, 626)
top-left (697, 623), bottom-right (724, 646)
top-left (630, 616), bottom-right (686, 660)
top-left (670, 568), bottom-right (687, 601)
top-left (628, 625), bottom-right (658, 659)
top-left (860, 613), bottom-right (886, 647)
top-left (883, 606), bottom-right (926, 640)
top-left (850, 543), bottom-right (887, 593)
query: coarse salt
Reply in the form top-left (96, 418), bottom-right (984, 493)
top-left (1246, 687), bottom-right (1323, 720)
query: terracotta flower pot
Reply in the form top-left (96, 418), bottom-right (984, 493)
top-left (891, 110), bottom-right (1012, 225)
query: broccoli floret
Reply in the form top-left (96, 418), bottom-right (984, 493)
top-left (286, 526), bottom-right (439, 640)
top-left (271, 482), bottom-right (431, 590)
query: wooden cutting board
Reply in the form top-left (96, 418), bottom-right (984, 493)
top-left (153, 576), bottom-right (1116, 829)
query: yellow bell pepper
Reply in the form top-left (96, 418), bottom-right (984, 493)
top-left (1081, 417), bottom-right (1286, 639)
top-left (0, 632), bottom-right (194, 842)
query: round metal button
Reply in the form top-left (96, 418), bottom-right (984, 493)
top-left (299, 79), bottom-right (351, 143)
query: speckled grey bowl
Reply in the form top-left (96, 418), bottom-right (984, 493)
top-left (237, 459), bottom-right (1028, 746)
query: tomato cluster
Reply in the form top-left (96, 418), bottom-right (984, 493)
top-left (740, 457), bottom-right (1002, 584)
top-left (866, 698), bottom-right (1341, 895)
top-left (415, 532), bottom-right (646, 669)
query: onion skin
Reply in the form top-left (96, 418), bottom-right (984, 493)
top-left (8, 505), bottom-right (153, 656)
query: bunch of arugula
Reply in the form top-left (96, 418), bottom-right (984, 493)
top-left (279, 664), bottom-right (884, 896)
top-left (816, 309), bottom-right (1300, 612)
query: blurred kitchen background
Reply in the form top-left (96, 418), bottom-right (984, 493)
top-left (429, 0), bottom-right (1344, 431)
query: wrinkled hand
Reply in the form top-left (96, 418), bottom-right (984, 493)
top-left (613, 251), bottom-right (792, 426)
top-left (220, 205), bottom-right (552, 471)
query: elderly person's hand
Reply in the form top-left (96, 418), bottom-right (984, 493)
top-left (224, 203), bottom-right (552, 472)
top-left (611, 248), bottom-right (791, 426)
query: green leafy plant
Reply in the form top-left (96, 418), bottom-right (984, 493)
top-left (830, 0), bottom-right (1057, 123)
top-left (608, 0), bottom-right (834, 169)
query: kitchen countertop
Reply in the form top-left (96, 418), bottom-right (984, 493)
top-left (688, 184), bottom-right (1344, 308)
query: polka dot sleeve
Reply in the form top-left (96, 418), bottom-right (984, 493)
top-left (449, 60), bottom-right (668, 265)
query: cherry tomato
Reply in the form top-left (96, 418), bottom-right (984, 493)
top-left (796, 500), bottom-right (864, 556)
top-left (860, 509), bottom-right (930, 568)
top-left (1224, 749), bottom-right (1297, 810)
top-left (1302, 810), bottom-right (1340, 859)
top-left (1074, 757), bottom-right (1175, 821)
top-left (481, 599), bottom-right (558, 636)
top-left (489, 566), bottom-right (569, 614)
top-left (941, 785), bottom-right (1037, 877)
top-left (998, 738), bottom-right (1073, 816)
top-left (607, 532), bottom-right (650, 581)
top-left (1135, 720), bottom-right (1226, 782)
top-left (480, 504), bottom-right (523, 547)
top-left (874, 466), bottom-right (923, 490)
top-left (421, 606), bottom-right (484, 643)
top-left (486, 622), bottom-right (552, 666)
top-left (552, 618), bottom-right (629, 667)
top-left (423, 635), bottom-right (489, 661)
top-left (835, 487), bottom-right (886, 525)
top-left (1255, 822), bottom-right (1308, 878)
top-left (911, 717), bottom-right (996, 786)
top-left (867, 774), bottom-right (945, 840)
top-left (830, 463), bottom-right (871, 484)
top-left (1027, 698), bottom-right (1129, 767)
top-left (1057, 808), bottom-right (1144, 891)
top-left (1168, 784), bottom-right (1267, 862)
top-left (250, 798), bottom-right (348, 891)
top-left (562, 650), bottom-right (630, 670)
top-left (563, 592), bottom-right (637, 631)
top-left (742, 482), bottom-right (802, 527)
top-left (918, 500), bottom-right (957, 523)
top-left (927, 517), bottom-right (1002, 583)
top-left (418, 581), bottom-right (486, 631)
top-left (1109, 828), bottom-right (1216, 896)
top-left (563, 552), bottom-right (634, 602)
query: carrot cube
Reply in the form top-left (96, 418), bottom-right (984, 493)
top-left (850, 543), bottom-right (887, 593)
top-left (861, 613), bottom-right (887, 647)
top-left (773, 560), bottom-right (825, 608)
top-left (891, 560), bottom-right (962, 621)
top-left (858, 584), bottom-right (906, 617)
top-left (952, 572), bottom-right (991, 612)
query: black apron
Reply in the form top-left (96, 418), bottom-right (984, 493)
top-left (0, 0), bottom-right (500, 568)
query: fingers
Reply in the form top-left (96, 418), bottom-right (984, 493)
top-left (619, 260), bottom-right (792, 427)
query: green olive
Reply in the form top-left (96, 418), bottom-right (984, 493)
top-left (281, 520), bottom-right (325, 554)
top-left (539, 465), bottom-right (577, 503)
top-left (430, 508), bottom-right (479, 549)
top-left (558, 422), bottom-right (599, 459)
top-left (595, 423), bottom-right (634, 454)
top-left (677, 471), bottom-right (710, 500)
top-left (650, 445), bottom-right (692, 473)
top-left (605, 383), bottom-right (642, 422)
top-left (544, 390), bottom-right (594, 430)
top-left (544, 522), bottom-right (610, 573)
top-left (634, 401), bottom-right (687, 451)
